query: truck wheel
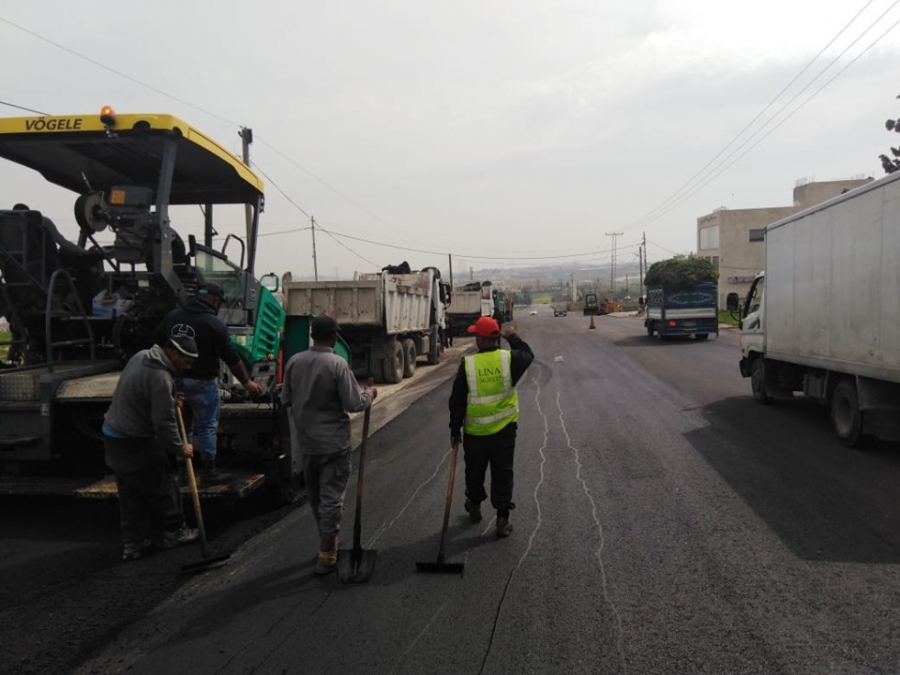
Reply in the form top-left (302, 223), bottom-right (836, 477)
top-left (401, 338), bottom-right (417, 378)
top-left (695, 334), bottom-right (709, 340)
top-left (427, 326), bottom-right (441, 365)
top-left (830, 380), bottom-right (867, 448)
top-left (646, 322), bottom-right (654, 337)
top-left (750, 358), bottom-right (772, 404)
top-left (655, 323), bottom-right (666, 341)
top-left (382, 340), bottom-right (404, 384)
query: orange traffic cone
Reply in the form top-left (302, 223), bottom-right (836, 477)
top-left (589, 316), bottom-right (596, 329)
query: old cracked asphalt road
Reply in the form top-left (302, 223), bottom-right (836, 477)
top-left (5, 309), bottom-right (900, 674)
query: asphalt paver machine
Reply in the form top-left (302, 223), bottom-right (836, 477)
top-left (0, 108), bottom-right (287, 499)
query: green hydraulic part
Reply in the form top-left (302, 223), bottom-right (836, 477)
top-left (283, 314), bottom-right (352, 365)
top-left (230, 284), bottom-right (286, 364)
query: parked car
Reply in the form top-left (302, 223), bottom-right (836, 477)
top-left (553, 306), bottom-right (567, 317)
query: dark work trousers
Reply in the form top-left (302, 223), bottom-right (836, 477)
top-left (301, 448), bottom-right (353, 552)
top-left (104, 436), bottom-right (185, 545)
top-left (463, 422), bottom-right (517, 514)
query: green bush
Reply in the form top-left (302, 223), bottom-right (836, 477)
top-left (645, 257), bottom-right (718, 287)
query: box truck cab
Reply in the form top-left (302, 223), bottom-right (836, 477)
top-left (732, 172), bottom-right (900, 447)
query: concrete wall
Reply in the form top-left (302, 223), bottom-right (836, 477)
top-left (793, 178), bottom-right (872, 208)
top-left (697, 178), bottom-right (874, 307)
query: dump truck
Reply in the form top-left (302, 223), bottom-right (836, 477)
top-left (731, 171), bottom-right (900, 446)
top-left (493, 289), bottom-right (514, 323)
top-left (282, 267), bottom-right (450, 384)
top-left (446, 281), bottom-right (493, 337)
top-left (0, 108), bottom-right (288, 499)
top-left (644, 258), bottom-right (718, 340)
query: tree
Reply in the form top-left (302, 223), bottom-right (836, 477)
top-left (644, 257), bottom-right (718, 288)
top-left (880, 95), bottom-right (900, 174)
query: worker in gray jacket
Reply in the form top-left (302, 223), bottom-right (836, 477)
top-left (281, 315), bottom-right (377, 575)
top-left (102, 335), bottom-right (200, 561)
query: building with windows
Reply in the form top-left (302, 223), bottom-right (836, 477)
top-left (697, 177), bottom-right (872, 306)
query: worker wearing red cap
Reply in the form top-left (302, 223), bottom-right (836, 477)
top-left (448, 316), bottom-right (534, 538)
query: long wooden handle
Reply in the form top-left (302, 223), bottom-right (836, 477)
top-left (352, 406), bottom-right (372, 558)
top-left (176, 406), bottom-right (208, 558)
top-left (437, 438), bottom-right (460, 563)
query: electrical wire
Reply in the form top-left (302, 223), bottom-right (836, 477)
top-left (629, 0), bottom-right (881, 230)
top-left (250, 162), bottom-right (312, 218)
top-left (625, 0), bottom-right (900, 233)
top-left (314, 224), bottom-right (381, 269)
top-left (0, 16), bottom-right (239, 128)
top-left (0, 99), bottom-right (49, 115)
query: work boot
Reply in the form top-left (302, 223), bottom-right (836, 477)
top-left (315, 535), bottom-right (339, 575)
top-left (496, 517), bottom-right (513, 538)
top-left (200, 459), bottom-right (233, 485)
top-left (122, 538), bottom-right (153, 562)
top-left (162, 527), bottom-right (200, 549)
top-left (464, 498), bottom-right (483, 524)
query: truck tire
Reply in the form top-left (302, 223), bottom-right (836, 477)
top-left (695, 333), bottom-right (709, 340)
top-left (646, 322), bottom-right (654, 337)
top-left (401, 338), bottom-right (417, 378)
top-left (382, 339), bottom-right (404, 384)
top-left (750, 358), bottom-right (772, 404)
top-left (655, 322), bottom-right (666, 341)
top-left (427, 325), bottom-right (441, 365)
top-left (830, 380), bottom-right (867, 448)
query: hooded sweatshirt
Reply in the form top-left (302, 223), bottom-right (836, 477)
top-left (103, 344), bottom-right (183, 455)
top-left (153, 297), bottom-right (242, 380)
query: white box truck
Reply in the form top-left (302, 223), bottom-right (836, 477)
top-left (282, 267), bottom-right (450, 384)
top-left (731, 172), bottom-right (900, 446)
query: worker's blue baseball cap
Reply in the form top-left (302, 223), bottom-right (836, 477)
top-left (198, 283), bottom-right (225, 300)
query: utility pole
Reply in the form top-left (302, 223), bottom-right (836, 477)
top-left (311, 215), bottom-right (319, 281)
top-left (639, 231), bottom-right (646, 305)
top-left (239, 128), bottom-right (253, 247)
top-left (448, 254), bottom-right (454, 289)
top-left (606, 232), bottom-right (623, 296)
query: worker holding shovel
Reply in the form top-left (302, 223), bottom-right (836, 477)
top-left (449, 317), bottom-right (534, 538)
top-left (281, 315), bottom-right (377, 575)
top-left (102, 335), bottom-right (201, 561)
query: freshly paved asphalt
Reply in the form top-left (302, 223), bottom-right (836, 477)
top-left (76, 309), bottom-right (900, 675)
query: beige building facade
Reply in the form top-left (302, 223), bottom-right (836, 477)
top-left (697, 177), bottom-right (873, 306)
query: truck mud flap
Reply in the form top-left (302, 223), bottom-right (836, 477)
top-left (72, 472), bottom-right (268, 499)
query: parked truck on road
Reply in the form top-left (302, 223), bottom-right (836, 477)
top-left (282, 267), bottom-right (450, 384)
top-left (730, 171), bottom-right (900, 447)
top-left (644, 258), bottom-right (718, 340)
top-left (446, 281), bottom-right (493, 337)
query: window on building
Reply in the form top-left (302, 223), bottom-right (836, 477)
top-left (699, 224), bottom-right (719, 250)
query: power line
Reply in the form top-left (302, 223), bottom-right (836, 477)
top-left (0, 99), bottom-right (49, 115)
top-left (315, 223), bottom-right (381, 269)
top-left (250, 162), bottom-right (311, 218)
top-left (0, 16), bottom-right (240, 128)
top-left (636, 8), bottom-right (900, 225)
top-left (629, 0), bottom-right (879, 230)
top-left (626, 0), bottom-right (898, 233)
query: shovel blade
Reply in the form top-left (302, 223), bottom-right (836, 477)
top-left (337, 548), bottom-right (377, 583)
top-left (415, 560), bottom-right (465, 575)
top-left (181, 552), bottom-right (232, 573)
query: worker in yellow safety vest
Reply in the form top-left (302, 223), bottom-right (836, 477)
top-left (449, 316), bottom-right (534, 538)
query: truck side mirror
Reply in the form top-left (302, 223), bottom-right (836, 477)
top-left (726, 293), bottom-right (739, 312)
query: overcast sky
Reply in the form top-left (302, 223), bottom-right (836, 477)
top-left (2, 1), bottom-right (899, 281)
